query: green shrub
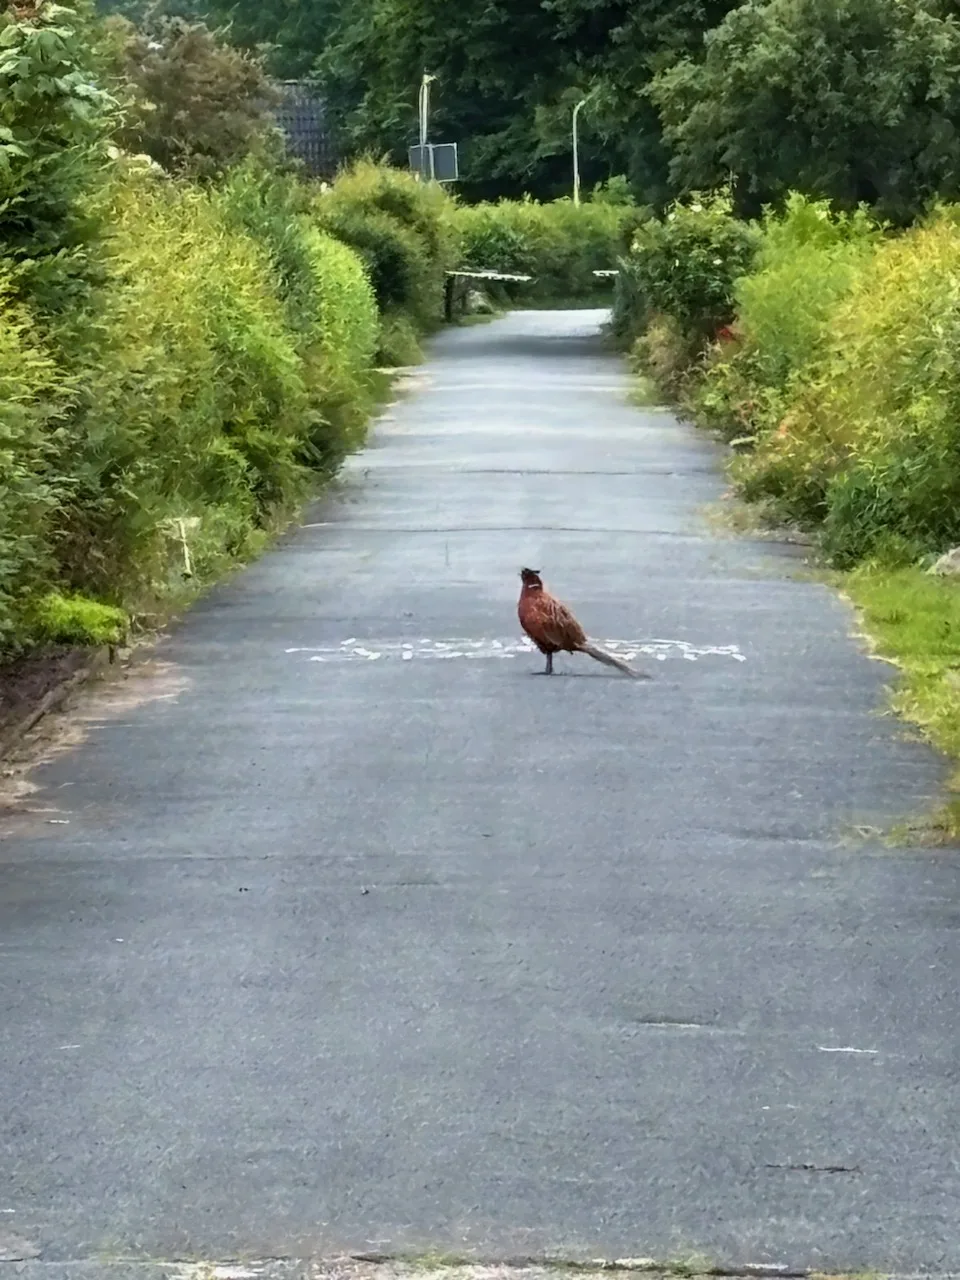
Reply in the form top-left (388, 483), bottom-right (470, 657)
top-left (301, 225), bottom-right (379, 449)
top-left (107, 14), bottom-right (279, 180)
top-left (0, 274), bottom-right (70, 649)
top-left (376, 311), bottom-right (424, 367)
top-left (612, 191), bottom-right (759, 350)
top-left (629, 315), bottom-right (693, 400)
top-left (610, 248), bottom-right (651, 347)
top-left (693, 194), bottom-right (878, 438)
top-left (735, 195), bottom-right (878, 389)
top-left (55, 169), bottom-right (313, 603)
top-left (30, 591), bottom-right (128, 646)
top-left (219, 161), bottom-right (321, 334)
top-left (0, 24), bottom-right (388, 662)
top-left (454, 195), bottom-right (632, 302)
top-left (220, 160), bottom-right (379, 453)
top-left (40, 164), bottom-right (382, 615)
top-left (315, 159), bottom-right (459, 353)
top-left (736, 211), bottom-right (960, 564)
top-left (0, 2), bottom-right (116, 313)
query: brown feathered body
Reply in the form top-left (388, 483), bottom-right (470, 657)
top-left (517, 568), bottom-right (647, 678)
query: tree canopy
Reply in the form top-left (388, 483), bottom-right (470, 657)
top-left (651, 0), bottom-right (960, 221)
top-left (105, 13), bottom-right (278, 178)
top-left (93, 0), bottom-right (960, 214)
top-left (143, 0), bottom-right (740, 200)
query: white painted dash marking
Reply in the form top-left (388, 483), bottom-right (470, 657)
top-left (818, 1046), bottom-right (879, 1055)
top-left (285, 637), bottom-right (748, 665)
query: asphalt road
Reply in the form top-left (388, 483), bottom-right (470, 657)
top-left (3, 310), bottom-right (960, 1274)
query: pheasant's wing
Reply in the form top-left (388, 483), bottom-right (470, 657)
top-left (537, 593), bottom-right (588, 649)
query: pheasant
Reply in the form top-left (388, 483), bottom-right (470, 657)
top-left (516, 568), bottom-right (649, 678)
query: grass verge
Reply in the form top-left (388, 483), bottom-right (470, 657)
top-left (694, 484), bottom-right (960, 843)
top-left (841, 565), bottom-right (960, 842)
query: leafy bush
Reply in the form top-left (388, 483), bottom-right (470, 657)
top-left (618, 190), bottom-right (960, 571)
top-left (106, 14), bottom-right (279, 180)
top-left (612, 191), bottom-right (759, 349)
top-left (0, 158), bottom-right (381, 656)
top-left (454, 196), bottom-right (633, 301)
top-left (220, 160), bottom-right (379, 448)
top-left (693, 194), bottom-right (878, 438)
top-left (630, 315), bottom-right (693, 399)
top-left (47, 164), bottom-right (375, 612)
top-left (31, 591), bottom-right (127, 646)
top-left (732, 210), bottom-right (960, 564)
top-left (734, 196), bottom-right (879, 390)
top-left (219, 161), bottom-right (319, 333)
top-left (315, 159), bottom-right (459, 358)
top-left (0, 2), bottom-right (116, 311)
top-left (0, 16), bottom-right (389, 663)
top-left (650, 0), bottom-right (960, 224)
top-left (0, 274), bottom-right (70, 648)
top-left (54, 170), bottom-right (311, 603)
top-left (375, 311), bottom-right (423, 368)
top-left (300, 224), bottom-right (379, 446)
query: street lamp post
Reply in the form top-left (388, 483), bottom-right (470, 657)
top-left (572, 90), bottom-right (596, 206)
top-left (418, 71), bottom-right (436, 180)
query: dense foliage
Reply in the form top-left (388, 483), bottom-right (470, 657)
top-left (168, 0), bottom-right (742, 201)
top-left (614, 191), bottom-right (960, 571)
top-left (612, 191), bottom-right (759, 347)
top-left (651, 0), bottom-right (960, 222)
top-left (314, 158), bottom-right (460, 362)
top-left (0, 2), bottom-right (455, 659)
top-left (91, 0), bottom-right (960, 218)
top-left (0, 0), bottom-right (116, 311)
top-left (105, 13), bottom-right (279, 178)
top-left (454, 193), bottom-right (635, 302)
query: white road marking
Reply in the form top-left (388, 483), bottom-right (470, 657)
top-left (818, 1046), bottom-right (879, 1055)
top-left (286, 637), bottom-right (747, 664)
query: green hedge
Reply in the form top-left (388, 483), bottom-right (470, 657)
top-left (0, 0), bottom-right (478, 663)
top-left (5, 165), bottom-right (380, 634)
top-left (454, 194), bottom-right (635, 303)
top-left (0, 271), bottom-right (69, 650)
top-left (730, 208), bottom-right (960, 567)
top-left (615, 188), bottom-right (960, 571)
top-left (0, 3), bottom-right (470, 661)
top-left (219, 161), bottom-right (380, 447)
top-left (611, 191), bottom-right (759, 352)
top-left (0, 161), bottom-right (386, 655)
top-left (314, 159), bottom-right (460, 363)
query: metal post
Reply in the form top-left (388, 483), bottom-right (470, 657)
top-left (572, 90), bottom-right (595, 207)
top-left (418, 72), bottom-right (436, 181)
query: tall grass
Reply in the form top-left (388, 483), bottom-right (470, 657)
top-left (727, 211), bottom-right (960, 566)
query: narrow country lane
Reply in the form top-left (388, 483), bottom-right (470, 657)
top-left (3, 311), bottom-right (960, 1274)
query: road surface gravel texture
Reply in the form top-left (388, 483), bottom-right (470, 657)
top-left (2, 310), bottom-right (960, 1275)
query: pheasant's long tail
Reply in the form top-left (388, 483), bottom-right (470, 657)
top-left (577, 642), bottom-right (651, 679)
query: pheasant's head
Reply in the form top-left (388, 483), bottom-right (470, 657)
top-left (519, 567), bottom-right (543, 590)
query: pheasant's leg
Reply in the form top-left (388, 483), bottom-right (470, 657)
top-left (545, 652), bottom-right (553, 676)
